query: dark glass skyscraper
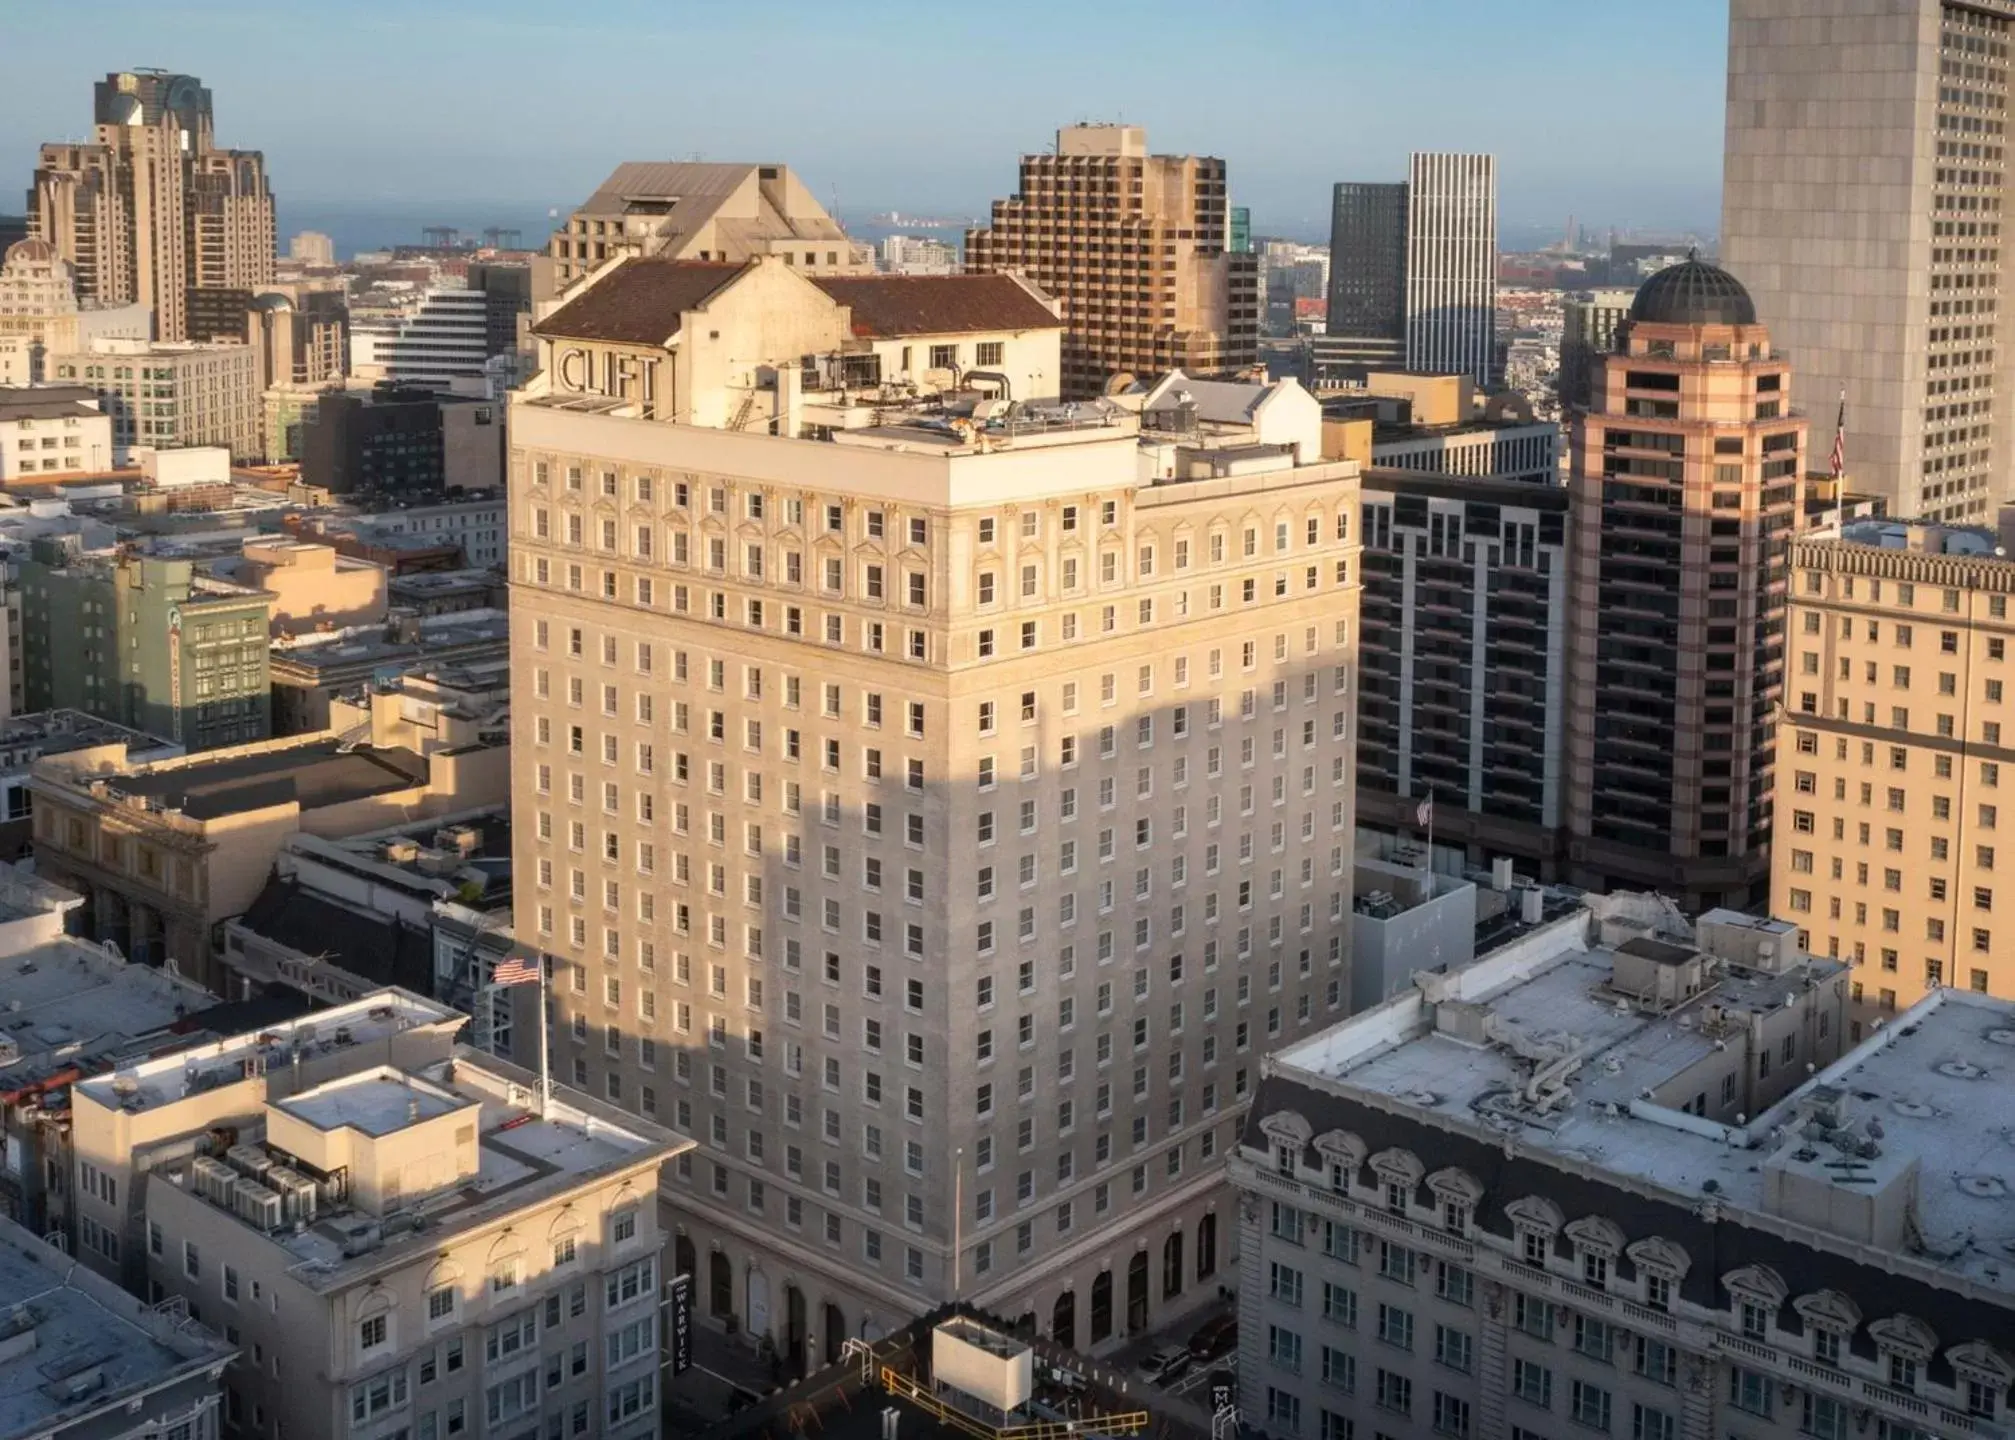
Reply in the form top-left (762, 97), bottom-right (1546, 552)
top-left (1322, 182), bottom-right (1408, 378)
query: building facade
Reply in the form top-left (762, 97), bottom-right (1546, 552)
top-left (1405, 153), bottom-right (1498, 387)
top-left (1773, 518), bottom-right (2015, 1028)
top-left (509, 254), bottom-right (1361, 1363)
top-left (1565, 259), bottom-right (1803, 911)
top-left (1322, 182), bottom-right (1409, 380)
top-left (966, 124), bottom-right (1260, 398)
top-left (46, 338), bottom-right (261, 461)
top-left (30, 71), bottom-right (274, 345)
top-left (1724, 0), bottom-right (2014, 520)
top-left (19, 546), bottom-right (271, 750)
top-left (0, 384), bottom-right (114, 479)
top-left (351, 287), bottom-right (494, 389)
top-left (1559, 288), bottom-right (1640, 411)
top-left (0, 236), bottom-right (150, 384)
top-left (1232, 895), bottom-right (2015, 1440)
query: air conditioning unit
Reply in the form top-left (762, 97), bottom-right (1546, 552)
top-left (233, 1180), bottom-right (283, 1231)
top-left (266, 1166), bottom-right (319, 1224)
top-left (225, 1144), bottom-right (271, 1181)
top-left (190, 1156), bottom-right (237, 1206)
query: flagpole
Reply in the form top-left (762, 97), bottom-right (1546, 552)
top-left (536, 953), bottom-right (552, 1120)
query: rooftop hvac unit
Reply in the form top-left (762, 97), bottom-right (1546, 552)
top-left (190, 1156), bottom-right (237, 1206)
top-left (233, 1180), bottom-right (283, 1231)
top-left (225, 1144), bottom-right (271, 1181)
top-left (265, 1166), bottom-right (319, 1223)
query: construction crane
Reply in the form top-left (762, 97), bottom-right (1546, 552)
top-left (481, 227), bottom-right (522, 250)
top-left (421, 226), bottom-right (459, 249)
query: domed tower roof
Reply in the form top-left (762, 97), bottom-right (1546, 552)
top-left (250, 292), bottom-right (294, 313)
top-left (1629, 253), bottom-right (1757, 327)
top-left (3, 238), bottom-right (58, 267)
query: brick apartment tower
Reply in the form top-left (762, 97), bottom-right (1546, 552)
top-left (965, 125), bottom-right (1259, 399)
top-left (30, 70), bottom-right (275, 342)
top-left (1565, 258), bottom-right (1805, 912)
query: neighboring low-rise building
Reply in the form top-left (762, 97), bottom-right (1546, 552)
top-left (0, 1213), bottom-right (235, 1440)
top-left (0, 384), bottom-right (114, 480)
top-left (29, 716), bottom-right (508, 989)
top-left (1228, 894), bottom-right (2015, 1440)
top-left (19, 542), bottom-right (273, 749)
top-left (68, 989), bottom-right (689, 1440)
top-left (268, 608), bottom-right (508, 734)
top-left (387, 567), bottom-right (506, 616)
top-left (218, 537), bottom-right (389, 636)
top-left (0, 709), bottom-right (179, 859)
top-left (46, 338), bottom-right (262, 462)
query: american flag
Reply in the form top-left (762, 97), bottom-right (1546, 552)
top-left (1416, 798), bottom-right (1432, 829)
top-left (491, 953), bottom-right (544, 988)
top-left (1829, 390), bottom-right (1847, 481)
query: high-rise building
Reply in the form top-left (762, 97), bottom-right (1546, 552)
top-left (30, 70), bottom-right (275, 344)
top-left (548, 161), bottom-right (866, 291)
top-left (1230, 894), bottom-right (2015, 1440)
top-left (351, 287), bottom-right (495, 390)
top-left (1565, 258), bottom-right (1804, 912)
top-left (1773, 516), bottom-right (2015, 1027)
top-left (509, 252), bottom-right (1359, 1362)
top-left (19, 544), bottom-right (272, 751)
top-left (288, 229), bottom-right (335, 265)
top-left (966, 124), bottom-right (1260, 397)
top-left (1558, 287), bottom-right (1639, 410)
top-left (1724, 0), bottom-right (2013, 521)
top-left (1321, 182), bottom-right (1409, 378)
top-left (67, 989), bottom-right (689, 1440)
top-left (1405, 153), bottom-right (1497, 386)
top-left (1333, 373), bottom-right (1568, 873)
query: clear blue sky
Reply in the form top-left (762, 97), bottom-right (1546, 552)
top-left (1, 0), bottom-right (1728, 241)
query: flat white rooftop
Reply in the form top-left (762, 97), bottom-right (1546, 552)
top-left (1279, 928), bottom-right (2015, 1297)
top-left (0, 939), bottom-right (212, 1072)
top-left (0, 1216), bottom-right (233, 1436)
top-left (275, 1066), bottom-right (468, 1135)
top-left (75, 989), bottom-right (464, 1115)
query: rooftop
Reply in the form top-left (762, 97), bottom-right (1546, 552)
top-left (0, 385), bottom-right (101, 422)
top-left (0, 709), bottom-right (175, 768)
top-left (0, 1217), bottom-right (234, 1438)
top-left (269, 612), bottom-right (508, 677)
top-left (68, 738), bottom-right (431, 820)
top-left (0, 938), bottom-right (215, 1097)
top-left (808, 273), bottom-right (1061, 338)
top-left (1274, 903), bottom-right (2015, 1298)
top-left (148, 1046), bottom-right (684, 1289)
top-left (533, 260), bottom-right (742, 345)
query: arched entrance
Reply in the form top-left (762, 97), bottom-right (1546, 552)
top-left (674, 1235), bottom-right (697, 1288)
top-left (1196, 1213), bottom-right (1217, 1281)
top-left (784, 1284), bottom-right (808, 1377)
top-left (709, 1251), bottom-right (733, 1319)
top-left (1051, 1290), bottom-right (1076, 1350)
top-left (1089, 1270), bottom-right (1113, 1344)
top-left (1163, 1230), bottom-right (1185, 1300)
top-left (823, 1303), bottom-right (845, 1366)
top-left (1126, 1251), bottom-right (1149, 1335)
top-left (747, 1269), bottom-right (772, 1344)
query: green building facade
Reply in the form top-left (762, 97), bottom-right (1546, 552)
top-left (21, 540), bottom-right (273, 750)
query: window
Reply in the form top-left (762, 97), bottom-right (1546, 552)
top-left (1570, 1380), bottom-right (1611, 1432)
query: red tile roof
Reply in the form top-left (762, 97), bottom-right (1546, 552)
top-left (811, 274), bottom-right (1060, 340)
top-left (532, 260), bottom-right (747, 345)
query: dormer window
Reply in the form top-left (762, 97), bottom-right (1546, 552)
top-left (1644, 1271), bottom-right (1673, 1312)
top-left (1812, 1328), bottom-right (1841, 1367)
top-left (1582, 1251), bottom-right (1609, 1290)
top-left (1739, 1301), bottom-right (1769, 1341)
top-left (1440, 1200), bottom-right (1470, 1235)
top-left (1384, 1181), bottom-right (1407, 1216)
top-left (1328, 1162), bottom-right (1349, 1195)
top-left (1274, 1143), bottom-right (1295, 1176)
top-left (1968, 1378), bottom-right (2001, 1420)
top-left (1887, 1353), bottom-right (1919, 1392)
top-left (1522, 1230), bottom-right (1548, 1266)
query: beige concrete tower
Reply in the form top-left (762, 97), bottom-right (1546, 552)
top-left (1565, 259), bottom-right (1805, 912)
top-left (965, 125), bottom-right (1261, 399)
top-left (1724, 0), bottom-right (2014, 521)
top-left (1775, 517), bottom-right (2015, 1030)
top-left (507, 253), bottom-right (1359, 1365)
top-left (30, 70), bottom-right (275, 342)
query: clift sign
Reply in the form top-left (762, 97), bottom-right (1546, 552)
top-left (553, 346), bottom-right (659, 406)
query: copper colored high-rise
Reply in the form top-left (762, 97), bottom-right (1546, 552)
top-left (1565, 258), bottom-right (1805, 912)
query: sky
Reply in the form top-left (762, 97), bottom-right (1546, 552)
top-left (1, 0), bottom-right (1729, 248)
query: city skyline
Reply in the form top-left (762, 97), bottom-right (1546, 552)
top-left (1, 1), bottom-right (1728, 242)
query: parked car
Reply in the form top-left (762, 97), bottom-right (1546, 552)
top-left (1138, 1346), bottom-right (1192, 1385)
top-left (1186, 1314), bottom-right (1238, 1363)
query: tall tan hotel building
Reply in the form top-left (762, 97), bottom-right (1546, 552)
top-left (507, 248), bottom-right (1361, 1364)
top-left (30, 71), bottom-right (276, 344)
top-left (1724, 0), bottom-right (2013, 520)
top-left (966, 124), bottom-right (1260, 399)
